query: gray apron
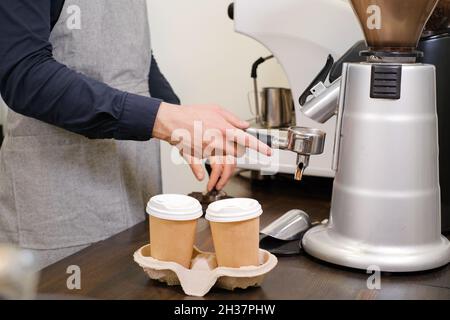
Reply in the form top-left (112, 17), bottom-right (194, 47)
top-left (0, 0), bottom-right (161, 267)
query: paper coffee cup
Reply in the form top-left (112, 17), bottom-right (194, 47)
top-left (147, 194), bottom-right (203, 268)
top-left (206, 198), bottom-right (262, 268)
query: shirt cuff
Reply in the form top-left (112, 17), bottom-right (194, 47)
top-left (115, 93), bottom-right (162, 141)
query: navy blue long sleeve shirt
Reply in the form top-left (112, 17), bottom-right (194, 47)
top-left (0, 0), bottom-right (179, 141)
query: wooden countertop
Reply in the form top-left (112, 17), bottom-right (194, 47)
top-left (38, 174), bottom-right (450, 300)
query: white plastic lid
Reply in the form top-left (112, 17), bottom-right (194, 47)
top-left (146, 194), bottom-right (203, 221)
top-left (205, 198), bottom-right (262, 223)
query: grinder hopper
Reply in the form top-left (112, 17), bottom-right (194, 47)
top-left (350, 0), bottom-right (439, 53)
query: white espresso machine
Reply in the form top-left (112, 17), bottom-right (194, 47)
top-left (232, 0), bottom-right (363, 177)
top-left (232, 0), bottom-right (450, 272)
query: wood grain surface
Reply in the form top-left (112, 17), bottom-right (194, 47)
top-left (38, 174), bottom-right (450, 300)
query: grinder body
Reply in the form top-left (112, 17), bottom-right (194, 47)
top-left (302, 62), bottom-right (450, 272)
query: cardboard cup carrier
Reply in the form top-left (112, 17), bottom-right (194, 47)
top-left (134, 195), bottom-right (277, 297)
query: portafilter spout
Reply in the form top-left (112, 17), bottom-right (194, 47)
top-left (287, 127), bottom-right (326, 180)
top-left (246, 127), bottom-right (326, 181)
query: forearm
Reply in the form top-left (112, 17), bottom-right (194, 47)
top-left (2, 56), bottom-right (161, 140)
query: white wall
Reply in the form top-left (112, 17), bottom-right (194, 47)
top-left (147, 0), bottom-right (289, 194)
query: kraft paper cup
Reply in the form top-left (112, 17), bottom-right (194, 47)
top-left (147, 194), bottom-right (203, 269)
top-left (206, 198), bottom-right (263, 268)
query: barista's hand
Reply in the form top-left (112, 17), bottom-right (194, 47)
top-left (181, 155), bottom-right (236, 190)
top-left (207, 156), bottom-right (236, 192)
top-left (153, 102), bottom-right (272, 161)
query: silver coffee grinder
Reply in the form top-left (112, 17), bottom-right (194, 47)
top-left (300, 0), bottom-right (450, 272)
